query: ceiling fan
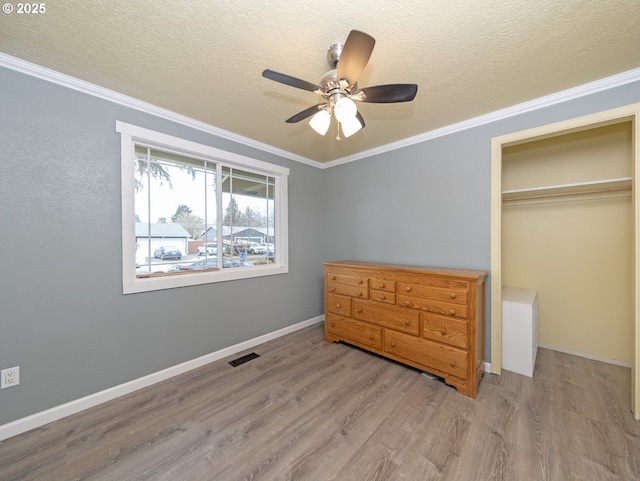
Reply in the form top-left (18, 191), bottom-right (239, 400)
top-left (262, 30), bottom-right (418, 139)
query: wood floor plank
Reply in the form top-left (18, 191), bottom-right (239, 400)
top-left (1, 323), bottom-right (639, 481)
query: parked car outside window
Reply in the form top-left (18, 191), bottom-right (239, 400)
top-left (248, 242), bottom-right (266, 254)
top-left (153, 246), bottom-right (182, 260)
top-left (197, 243), bottom-right (217, 256)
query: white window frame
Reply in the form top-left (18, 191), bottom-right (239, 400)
top-left (117, 121), bottom-right (289, 294)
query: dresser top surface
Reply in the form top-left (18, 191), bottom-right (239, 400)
top-left (325, 260), bottom-right (488, 280)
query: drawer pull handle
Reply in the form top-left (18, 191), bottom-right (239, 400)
top-left (357, 309), bottom-right (363, 313)
top-left (450, 292), bottom-right (457, 299)
top-left (404, 320), bottom-right (410, 326)
top-left (330, 287), bottom-right (335, 292)
top-left (405, 287), bottom-right (412, 292)
top-left (379, 283), bottom-right (385, 289)
top-left (403, 301), bottom-right (410, 306)
top-left (331, 276), bottom-right (336, 280)
top-left (441, 328), bottom-right (447, 335)
top-left (336, 304), bottom-right (341, 309)
top-left (379, 295), bottom-right (385, 300)
top-left (358, 280), bottom-right (363, 285)
top-left (449, 360), bottom-right (456, 367)
top-left (370, 335), bottom-right (375, 341)
top-left (358, 292), bottom-right (363, 297)
top-left (449, 309), bottom-right (456, 316)
top-left (331, 322), bottom-right (336, 327)
top-left (390, 341), bottom-right (396, 347)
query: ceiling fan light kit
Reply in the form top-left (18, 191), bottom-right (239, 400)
top-left (340, 116), bottom-right (363, 138)
top-left (334, 97), bottom-right (357, 123)
top-left (309, 109), bottom-right (331, 135)
top-left (262, 30), bottom-right (417, 139)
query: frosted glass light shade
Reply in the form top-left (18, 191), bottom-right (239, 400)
top-left (334, 97), bottom-right (357, 123)
top-left (309, 110), bottom-right (331, 135)
top-left (341, 116), bottom-right (363, 137)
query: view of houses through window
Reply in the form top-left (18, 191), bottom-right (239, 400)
top-left (134, 146), bottom-right (276, 277)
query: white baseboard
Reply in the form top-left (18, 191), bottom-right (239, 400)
top-left (537, 343), bottom-right (632, 368)
top-left (0, 316), bottom-right (325, 442)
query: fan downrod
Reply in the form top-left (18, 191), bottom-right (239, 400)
top-left (326, 43), bottom-right (343, 69)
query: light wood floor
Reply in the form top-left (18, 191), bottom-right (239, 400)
top-left (2, 323), bottom-right (640, 481)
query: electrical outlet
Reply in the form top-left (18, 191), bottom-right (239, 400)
top-left (1, 366), bottom-right (20, 389)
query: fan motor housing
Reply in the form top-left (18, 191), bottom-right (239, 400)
top-left (318, 70), bottom-right (358, 108)
top-left (319, 70), bottom-right (339, 92)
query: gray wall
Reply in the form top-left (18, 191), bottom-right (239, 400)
top-left (1, 63), bottom-right (639, 426)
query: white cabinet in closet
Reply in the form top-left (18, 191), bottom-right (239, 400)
top-left (502, 287), bottom-right (538, 377)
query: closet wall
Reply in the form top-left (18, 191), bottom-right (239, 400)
top-left (501, 122), bottom-right (633, 364)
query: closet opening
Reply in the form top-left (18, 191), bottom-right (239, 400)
top-left (490, 103), bottom-right (640, 419)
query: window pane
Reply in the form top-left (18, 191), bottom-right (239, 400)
top-left (134, 147), bottom-right (217, 277)
top-left (222, 167), bottom-right (275, 266)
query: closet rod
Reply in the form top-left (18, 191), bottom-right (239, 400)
top-left (503, 185), bottom-right (631, 202)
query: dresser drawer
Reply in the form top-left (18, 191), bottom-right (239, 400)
top-left (327, 272), bottom-right (369, 287)
top-left (326, 271), bottom-right (369, 298)
top-left (422, 313), bottom-right (468, 349)
top-left (327, 283), bottom-right (369, 299)
top-left (370, 289), bottom-right (396, 304)
top-left (326, 314), bottom-right (383, 350)
top-left (398, 295), bottom-right (469, 319)
top-left (353, 299), bottom-right (420, 335)
top-left (369, 279), bottom-right (396, 292)
top-left (398, 283), bottom-right (468, 305)
top-left (326, 293), bottom-right (352, 317)
top-left (384, 330), bottom-right (467, 379)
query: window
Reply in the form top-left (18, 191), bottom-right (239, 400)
top-left (117, 122), bottom-right (289, 294)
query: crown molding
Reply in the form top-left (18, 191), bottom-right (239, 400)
top-left (2, 53), bottom-right (639, 170)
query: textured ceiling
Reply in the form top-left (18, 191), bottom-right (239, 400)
top-left (1, 0), bottom-right (639, 164)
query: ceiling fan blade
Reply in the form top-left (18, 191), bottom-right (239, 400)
top-left (336, 30), bottom-right (375, 85)
top-left (356, 111), bottom-right (365, 129)
top-left (358, 84), bottom-right (418, 103)
top-left (262, 69), bottom-right (319, 93)
top-left (285, 104), bottom-right (326, 123)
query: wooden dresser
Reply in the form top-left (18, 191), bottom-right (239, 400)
top-left (324, 261), bottom-right (488, 398)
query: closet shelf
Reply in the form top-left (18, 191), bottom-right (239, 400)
top-left (502, 177), bottom-right (632, 202)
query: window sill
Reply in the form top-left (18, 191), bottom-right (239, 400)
top-left (124, 264), bottom-right (289, 294)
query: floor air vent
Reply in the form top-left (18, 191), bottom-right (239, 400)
top-left (229, 352), bottom-right (260, 367)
